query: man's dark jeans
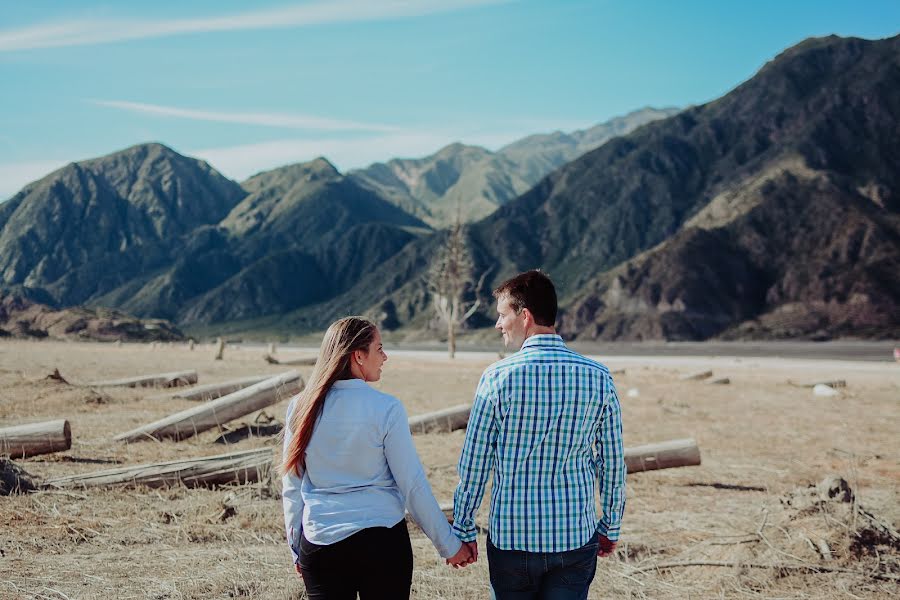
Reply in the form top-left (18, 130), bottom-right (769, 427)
top-left (487, 533), bottom-right (599, 600)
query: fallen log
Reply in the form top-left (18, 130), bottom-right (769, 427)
top-left (114, 371), bottom-right (304, 442)
top-left (789, 379), bottom-right (847, 389)
top-left (408, 404), bottom-right (471, 434)
top-left (0, 419), bottom-right (72, 458)
top-left (44, 448), bottom-right (272, 489)
top-left (155, 375), bottom-right (273, 402)
top-left (263, 354), bottom-right (317, 366)
top-left (625, 438), bottom-right (701, 473)
top-left (87, 370), bottom-right (198, 388)
top-left (679, 370), bottom-right (713, 381)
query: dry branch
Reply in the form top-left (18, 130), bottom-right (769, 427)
top-left (114, 371), bottom-right (303, 442)
top-left (0, 419), bottom-right (71, 458)
top-left (625, 438), bottom-right (701, 473)
top-left (627, 560), bottom-right (899, 582)
top-left (43, 448), bottom-right (272, 489)
top-left (87, 370), bottom-right (198, 388)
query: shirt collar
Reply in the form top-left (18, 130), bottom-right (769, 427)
top-left (332, 378), bottom-right (370, 390)
top-left (520, 333), bottom-right (566, 350)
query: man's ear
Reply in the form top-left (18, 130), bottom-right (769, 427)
top-left (521, 307), bottom-right (534, 328)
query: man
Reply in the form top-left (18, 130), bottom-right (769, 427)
top-left (451, 270), bottom-right (626, 599)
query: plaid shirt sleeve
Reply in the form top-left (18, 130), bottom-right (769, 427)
top-left (595, 377), bottom-right (626, 542)
top-left (451, 372), bottom-right (499, 542)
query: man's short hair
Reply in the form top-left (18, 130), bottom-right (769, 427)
top-left (493, 270), bottom-right (557, 327)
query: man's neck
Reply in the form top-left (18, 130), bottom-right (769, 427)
top-left (524, 326), bottom-right (556, 340)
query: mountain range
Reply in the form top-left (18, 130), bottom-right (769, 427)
top-left (1, 34), bottom-right (898, 341)
top-left (348, 107), bottom-right (678, 228)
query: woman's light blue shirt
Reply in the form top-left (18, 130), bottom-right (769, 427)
top-left (282, 378), bottom-right (461, 562)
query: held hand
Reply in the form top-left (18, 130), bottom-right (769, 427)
top-left (597, 535), bottom-right (617, 558)
top-left (465, 541), bottom-right (478, 563)
top-left (294, 563), bottom-right (303, 576)
top-left (447, 543), bottom-right (475, 569)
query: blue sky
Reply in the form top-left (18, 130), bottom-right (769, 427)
top-left (1, 0), bottom-right (898, 199)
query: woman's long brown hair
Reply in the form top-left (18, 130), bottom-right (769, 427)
top-left (281, 316), bottom-right (377, 476)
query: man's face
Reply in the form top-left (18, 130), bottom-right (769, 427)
top-left (495, 295), bottom-right (527, 350)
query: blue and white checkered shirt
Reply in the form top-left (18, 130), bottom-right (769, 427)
top-left (452, 334), bottom-right (626, 552)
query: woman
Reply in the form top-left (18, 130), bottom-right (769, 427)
top-left (281, 316), bottom-right (472, 599)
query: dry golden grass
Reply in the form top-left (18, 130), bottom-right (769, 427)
top-left (1, 339), bottom-right (898, 599)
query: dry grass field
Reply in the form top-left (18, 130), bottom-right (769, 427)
top-left (1, 339), bottom-right (898, 599)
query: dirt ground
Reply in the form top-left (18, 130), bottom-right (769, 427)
top-left (1, 339), bottom-right (898, 599)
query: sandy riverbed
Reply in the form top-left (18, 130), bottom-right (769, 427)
top-left (1, 339), bottom-right (897, 599)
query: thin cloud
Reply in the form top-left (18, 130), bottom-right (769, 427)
top-left (0, 0), bottom-right (510, 52)
top-left (92, 100), bottom-right (402, 133)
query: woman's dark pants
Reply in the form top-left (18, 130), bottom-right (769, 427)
top-left (298, 520), bottom-right (414, 599)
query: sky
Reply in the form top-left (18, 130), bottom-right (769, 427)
top-left (1, 0), bottom-right (898, 200)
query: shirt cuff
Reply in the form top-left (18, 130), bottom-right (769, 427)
top-left (596, 521), bottom-right (620, 542)
top-left (451, 522), bottom-right (478, 543)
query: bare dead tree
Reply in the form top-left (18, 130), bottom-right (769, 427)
top-left (427, 218), bottom-right (486, 358)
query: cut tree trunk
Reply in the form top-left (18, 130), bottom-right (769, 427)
top-left (42, 437), bottom-right (702, 491)
top-left (679, 370), bottom-right (713, 381)
top-left (159, 375), bottom-right (273, 402)
top-left (263, 355), bottom-right (317, 366)
top-left (87, 370), bottom-right (198, 388)
top-left (0, 419), bottom-right (71, 458)
top-left (408, 404), bottom-right (471, 434)
top-left (625, 438), bottom-right (701, 473)
top-left (44, 448), bottom-right (272, 489)
top-left (114, 371), bottom-right (303, 442)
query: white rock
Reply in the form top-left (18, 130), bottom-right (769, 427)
top-left (627, 388), bottom-right (640, 398)
top-left (813, 384), bottom-right (839, 397)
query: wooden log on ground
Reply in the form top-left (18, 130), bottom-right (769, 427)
top-left (0, 419), bottom-right (72, 458)
top-left (157, 375), bottom-right (273, 402)
top-left (408, 404), bottom-right (472, 434)
top-left (43, 448), bottom-right (272, 489)
top-left (788, 379), bottom-right (846, 389)
top-left (87, 370), bottom-right (198, 388)
top-left (679, 370), bottom-right (713, 381)
top-left (263, 354), bottom-right (317, 366)
top-left (114, 371), bottom-right (304, 442)
top-left (625, 438), bottom-right (701, 473)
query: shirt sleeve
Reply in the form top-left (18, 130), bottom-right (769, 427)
top-left (595, 375), bottom-right (626, 542)
top-left (281, 397), bottom-right (305, 565)
top-left (383, 400), bottom-right (462, 559)
top-left (451, 371), bottom-right (499, 542)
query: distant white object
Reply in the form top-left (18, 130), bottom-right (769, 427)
top-left (813, 384), bottom-right (839, 397)
top-left (627, 388), bottom-right (640, 398)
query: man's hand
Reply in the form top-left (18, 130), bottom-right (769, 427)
top-left (294, 563), bottom-right (303, 576)
top-left (446, 541), bottom-right (478, 568)
top-left (597, 535), bottom-right (617, 558)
